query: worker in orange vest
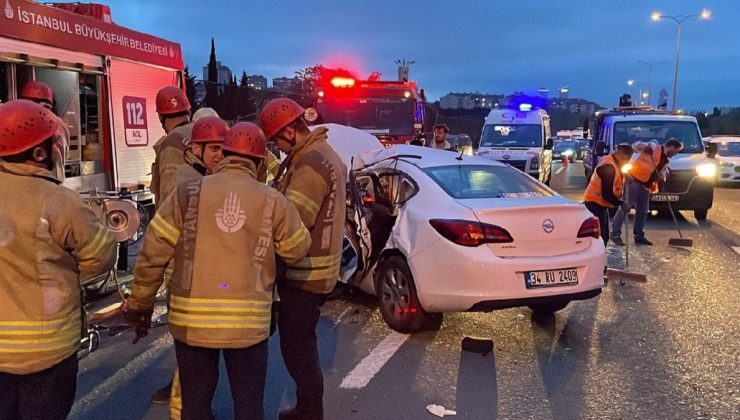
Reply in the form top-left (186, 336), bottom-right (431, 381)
top-left (0, 100), bottom-right (116, 419)
top-left (583, 144), bottom-right (634, 245)
top-left (611, 138), bottom-right (684, 246)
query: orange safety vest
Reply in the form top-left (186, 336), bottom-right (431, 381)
top-left (629, 145), bottom-right (662, 183)
top-left (584, 154), bottom-right (624, 208)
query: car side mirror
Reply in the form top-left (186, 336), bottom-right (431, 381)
top-left (544, 138), bottom-right (554, 150)
top-left (706, 142), bottom-right (718, 159)
top-left (595, 140), bottom-right (607, 156)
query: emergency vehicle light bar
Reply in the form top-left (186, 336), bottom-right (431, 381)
top-left (330, 77), bottom-right (356, 88)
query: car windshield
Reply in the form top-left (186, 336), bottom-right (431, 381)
top-left (316, 98), bottom-right (413, 136)
top-left (613, 121), bottom-right (704, 153)
top-left (717, 142), bottom-right (740, 157)
top-left (554, 141), bottom-right (577, 150)
top-left (423, 164), bottom-right (553, 199)
top-left (480, 124), bottom-right (542, 147)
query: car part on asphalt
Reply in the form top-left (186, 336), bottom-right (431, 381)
top-left (605, 187), bottom-right (648, 284)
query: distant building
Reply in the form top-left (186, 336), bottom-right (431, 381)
top-left (202, 61), bottom-right (233, 90)
top-left (440, 92), bottom-right (504, 110)
top-left (272, 76), bottom-right (299, 92)
top-left (548, 97), bottom-right (600, 114)
top-left (247, 74), bottom-right (268, 90)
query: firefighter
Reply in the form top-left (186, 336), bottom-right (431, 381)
top-left (124, 121), bottom-right (311, 419)
top-left (611, 138), bottom-right (684, 246)
top-left (0, 100), bottom-right (117, 419)
top-left (151, 85), bottom-right (193, 208)
top-left (430, 123), bottom-right (451, 149)
top-left (259, 98), bottom-right (347, 420)
top-left (20, 80), bottom-right (54, 109)
top-left (583, 143), bottom-right (634, 246)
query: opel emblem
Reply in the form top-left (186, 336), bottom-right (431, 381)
top-left (502, 154), bottom-right (510, 160)
top-left (542, 219), bottom-right (555, 233)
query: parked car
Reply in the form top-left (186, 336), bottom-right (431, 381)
top-left (338, 145), bottom-right (606, 333)
top-left (552, 141), bottom-right (581, 161)
top-left (445, 133), bottom-right (473, 155)
top-left (706, 136), bottom-right (740, 184)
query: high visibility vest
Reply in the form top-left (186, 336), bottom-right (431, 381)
top-left (584, 154), bottom-right (624, 208)
top-left (629, 146), bottom-right (663, 184)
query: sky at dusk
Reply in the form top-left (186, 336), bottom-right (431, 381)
top-left (104, 0), bottom-right (739, 111)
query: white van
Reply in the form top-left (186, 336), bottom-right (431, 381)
top-left (476, 107), bottom-right (553, 185)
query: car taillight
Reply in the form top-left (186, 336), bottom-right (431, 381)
top-left (577, 217), bottom-right (600, 239)
top-left (429, 219), bottom-right (513, 247)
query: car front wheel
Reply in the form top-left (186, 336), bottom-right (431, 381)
top-left (376, 256), bottom-right (440, 333)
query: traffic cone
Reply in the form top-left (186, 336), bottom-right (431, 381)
top-left (563, 155), bottom-right (569, 167)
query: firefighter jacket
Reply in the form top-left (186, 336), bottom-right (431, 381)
top-left (257, 149), bottom-right (281, 184)
top-left (161, 149), bottom-right (208, 201)
top-left (273, 127), bottom-right (348, 294)
top-left (0, 162), bottom-right (116, 374)
top-left (584, 154), bottom-right (625, 208)
top-left (151, 122), bottom-right (193, 207)
top-left (128, 156), bottom-right (311, 348)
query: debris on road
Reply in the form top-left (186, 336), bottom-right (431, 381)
top-left (426, 404), bottom-right (457, 417)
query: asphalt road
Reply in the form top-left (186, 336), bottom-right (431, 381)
top-left (70, 161), bottom-right (740, 420)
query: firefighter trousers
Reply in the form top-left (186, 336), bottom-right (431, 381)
top-left (174, 339), bottom-right (268, 420)
top-left (0, 353), bottom-right (78, 420)
top-left (277, 284), bottom-right (328, 412)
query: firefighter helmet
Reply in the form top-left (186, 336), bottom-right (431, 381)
top-left (155, 86), bottom-right (190, 116)
top-left (191, 116), bottom-right (229, 144)
top-left (192, 107), bottom-right (219, 122)
top-left (259, 98), bottom-right (305, 139)
top-left (20, 81), bottom-right (53, 106)
top-left (223, 122), bottom-right (266, 158)
top-left (0, 100), bottom-right (60, 157)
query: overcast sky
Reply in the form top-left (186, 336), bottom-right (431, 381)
top-left (105, 0), bottom-right (738, 111)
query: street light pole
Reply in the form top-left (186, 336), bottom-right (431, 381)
top-left (637, 60), bottom-right (668, 106)
top-left (652, 10), bottom-right (710, 111)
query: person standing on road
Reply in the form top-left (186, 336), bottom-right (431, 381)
top-left (151, 86), bottom-right (193, 208)
top-left (429, 123), bottom-right (451, 149)
top-left (611, 138), bottom-right (684, 246)
top-left (124, 122), bottom-right (311, 419)
top-left (0, 100), bottom-right (117, 419)
top-left (583, 144), bottom-right (634, 245)
top-left (260, 98), bottom-right (347, 420)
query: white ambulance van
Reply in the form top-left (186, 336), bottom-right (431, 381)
top-left (476, 104), bottom-right (554, 185)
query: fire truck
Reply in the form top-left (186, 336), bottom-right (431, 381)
top-left (0, 0), bottom-right (184, 206)
top-left (312, 73), bottom-right (431, 145)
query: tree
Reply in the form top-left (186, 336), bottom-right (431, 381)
top-left (183, 65), bottom-right (197, 108)
top-left (292, 65), bottom-right (354, 107)
top-left (240, 71), bottom-right (249, 87)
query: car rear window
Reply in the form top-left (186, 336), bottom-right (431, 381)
top-left (423, 164), bottom-right (553, 199)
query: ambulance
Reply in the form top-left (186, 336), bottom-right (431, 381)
top-left (476, 103), bottom-right (554, 185)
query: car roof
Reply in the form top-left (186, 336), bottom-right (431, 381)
top-left (352, 145), bottom-right (508, 170)
top-left (603, 113), bottom-right (698, 123)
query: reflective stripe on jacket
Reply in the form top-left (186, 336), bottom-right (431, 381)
top-left (584, 154), bottom-right (624, 208)
top-left (273, 127), bottom-right (347, 294)
top-left (0, 162), bottom-right (116, 374)
top-left (129, 156), bottom-right (311, 348)
top-left (151, 123), bottom-right (193, 207)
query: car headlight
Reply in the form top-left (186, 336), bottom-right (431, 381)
top-left (563, 150), bottom-right (573, 156)
top-left (696, 163), bottom-right (717, 177)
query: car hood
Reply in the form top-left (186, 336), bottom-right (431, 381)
top-left (718, 155), bottom-right (740, 164)
top-left (667, 152), bottom-right (714, 171)
top-left (314, 123), bottom-right (383, 175)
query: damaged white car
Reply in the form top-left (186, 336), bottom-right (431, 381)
top-left (338, 144), bottom-right (607, 333)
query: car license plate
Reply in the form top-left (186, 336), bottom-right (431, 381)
top-left (651, 194), bottom-right (679, 202)
top-left (525, 268), bottom-right (578, 289)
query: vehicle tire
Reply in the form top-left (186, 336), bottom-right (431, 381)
top-left (528, 301), bottom-right (569, 315)
top-left (376, 256), bottom-right (437, 333)
top-left (694, 209), bottom-right (708, 221)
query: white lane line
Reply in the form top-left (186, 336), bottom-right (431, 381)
top-left (69, 334), bottom-right (173, 418)
top-left (332, 306), bottom-right (353, 327)
top-left (733, 246), bottom-right (740, 256)
top-left (555, 166), bottom-right (566, 175)
top-left (340, 331), bottom-right (410, 389)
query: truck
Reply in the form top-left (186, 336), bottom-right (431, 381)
top-left (312, 73), bottom-right (431, 146)
top-left (476, 103), bottom-right (554, 185)
top-left (0, 0), bottom-right (185, 207)
top-left (583, 106), bottom-right (717, 220)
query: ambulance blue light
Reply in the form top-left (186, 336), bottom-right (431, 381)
top-left (519, 103), bottom-right (532, 112)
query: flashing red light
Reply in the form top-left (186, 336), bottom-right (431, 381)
top-left (330, 77), bottom-right (355, 88)
top-left (429, 219), bottom-right (513, 247)
top-left (577, 217), bottom-right (600, 239)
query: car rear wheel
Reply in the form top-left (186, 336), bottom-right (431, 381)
top-left (376, 256), bottom-right (440, 333)
top-left (694, 209), bottom-right (708, 221)
top-left (528, 301), bottom-right (569, 315)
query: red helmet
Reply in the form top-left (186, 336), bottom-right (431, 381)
top-left (20, 81), bottom-right (53, 105)
top-left (191, 116), bottom-right (229, 144)
top-left (0, 100), bottom-right (60, 157)
top-left (259, 98), bottom-right (305, 139)
top-left (155, 86), bottom-right (190, 115)
top-left (223, 122), bottom-right (266, 159)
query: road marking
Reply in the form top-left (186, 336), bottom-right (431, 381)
top-left (733, 247), bottom-right (740, 256)
top-left (69, 334), bottom-right (173, 418)
top-left (556, 166), bottom-right (566, 175)
top-left (332, 306), bottom-right (353, 327)
top-left (339, 331), bottom-right (410, 389)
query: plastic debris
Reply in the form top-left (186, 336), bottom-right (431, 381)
top-left (426, 404), bottom-right (457, 417)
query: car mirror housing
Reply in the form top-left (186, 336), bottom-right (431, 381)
top-left (595, 140), bottom-right (607, 156)
top-left (544, 138), bottom-right (554, 150)
top-left (706, 142), bottom-right (718, 159)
